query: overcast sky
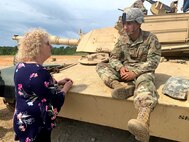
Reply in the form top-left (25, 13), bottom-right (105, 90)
top-left (0, 0), bottom-right (183, 46)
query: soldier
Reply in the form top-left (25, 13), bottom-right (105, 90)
top-left (96, 8), bottom-right (161, 142)
top-left (131, 0), bottom-right (148, 15)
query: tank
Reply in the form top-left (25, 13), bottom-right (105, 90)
top-left (2, 4), bottom-right (189, 142)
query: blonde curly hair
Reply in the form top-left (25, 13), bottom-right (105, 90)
top-left (15, 28), bottom-right (49, 62)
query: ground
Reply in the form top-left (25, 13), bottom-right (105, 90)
top-left (0, 55), bottom-right (176, 142)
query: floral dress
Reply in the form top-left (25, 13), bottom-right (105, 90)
top-left (13, 62), bottom-right (65, 142)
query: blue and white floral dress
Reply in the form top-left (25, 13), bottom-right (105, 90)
top-left (13, 62), bottom-right (65, 142)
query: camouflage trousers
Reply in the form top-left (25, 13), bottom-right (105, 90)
top-left (96, 62), bottom-right (159, 110)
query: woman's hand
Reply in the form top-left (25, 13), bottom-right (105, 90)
top-left (58, 78), bottom-right (73, 85)
top-left (59, 78), bottom-right (73, 94)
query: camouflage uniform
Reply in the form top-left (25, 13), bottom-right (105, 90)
top-left (96, 31), bottom-right (161, 110)
top-left (131, 0), bottom-right (148, 15)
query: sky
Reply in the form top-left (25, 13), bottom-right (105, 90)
top-left (0, 0), bottom-right (183, 46)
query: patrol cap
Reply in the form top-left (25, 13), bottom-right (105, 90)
top-left (162, 76), bottom-right (189, 100)
top-left (122, 8), bottom-right (144, 24)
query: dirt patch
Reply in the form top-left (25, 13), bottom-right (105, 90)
top-left (0, 55), bottom-right (80, 69)
top-left (0, 98), bottom-right (14, 142)
top-left (0, 55), bottom-right (176, 142)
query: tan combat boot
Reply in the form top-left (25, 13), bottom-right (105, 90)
top-left (111, 80), bottom-right (135, 99)
top-left (127, 107), bottom-right (151, 142)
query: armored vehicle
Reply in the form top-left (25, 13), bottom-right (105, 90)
top-left (1, 5), bottom-right (189, 142)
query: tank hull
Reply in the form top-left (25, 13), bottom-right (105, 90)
top-left (53, 62), bottom-right (189, 142)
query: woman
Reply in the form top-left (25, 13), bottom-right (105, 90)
top-left (13, 28), bottom-right (73, 142)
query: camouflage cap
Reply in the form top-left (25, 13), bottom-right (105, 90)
top-left (162, 76), bottom-right (189, 100)
top-left (122, 8), bottom-right (144, 24)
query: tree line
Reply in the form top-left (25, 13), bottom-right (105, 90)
top-left (0, 46), bottom-right (77, 55)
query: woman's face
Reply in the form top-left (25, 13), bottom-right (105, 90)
top-left (41, 38), bottom-right (52, 61)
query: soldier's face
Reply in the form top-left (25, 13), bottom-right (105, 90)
top-left (123, 21), bottom-right (141, 36)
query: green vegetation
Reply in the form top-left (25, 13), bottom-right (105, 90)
top-left (0, 46), bottom-right (18, 55)
top-left (0, 46), bottom-right (78, 55)
top-left (52, 46), bottom-right (77, 55)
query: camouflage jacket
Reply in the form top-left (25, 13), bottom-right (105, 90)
top-left (131, 0), bottom-right (148, 15)
top-left (109, 30), bottom-right (161, 76)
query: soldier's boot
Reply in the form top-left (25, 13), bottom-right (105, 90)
top-left (127, 107), bottom-right (151, 142)
top-left (111, 80), bottom-right (135, 99)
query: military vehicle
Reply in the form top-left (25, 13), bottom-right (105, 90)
top-left (1, 2), bottom-right (189, 142)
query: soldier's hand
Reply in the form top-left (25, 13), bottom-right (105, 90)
top-left (121, 71), bottom-right (136, 81)
top-left (120, 67), bottom-right (129, 78)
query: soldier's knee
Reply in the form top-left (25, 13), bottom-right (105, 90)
top-left (136, 73), bottom-right (154, 85)
top-left (134, 92), bottom-right (158, 109)
top-left (96, 62), bottom-right (107, 71)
